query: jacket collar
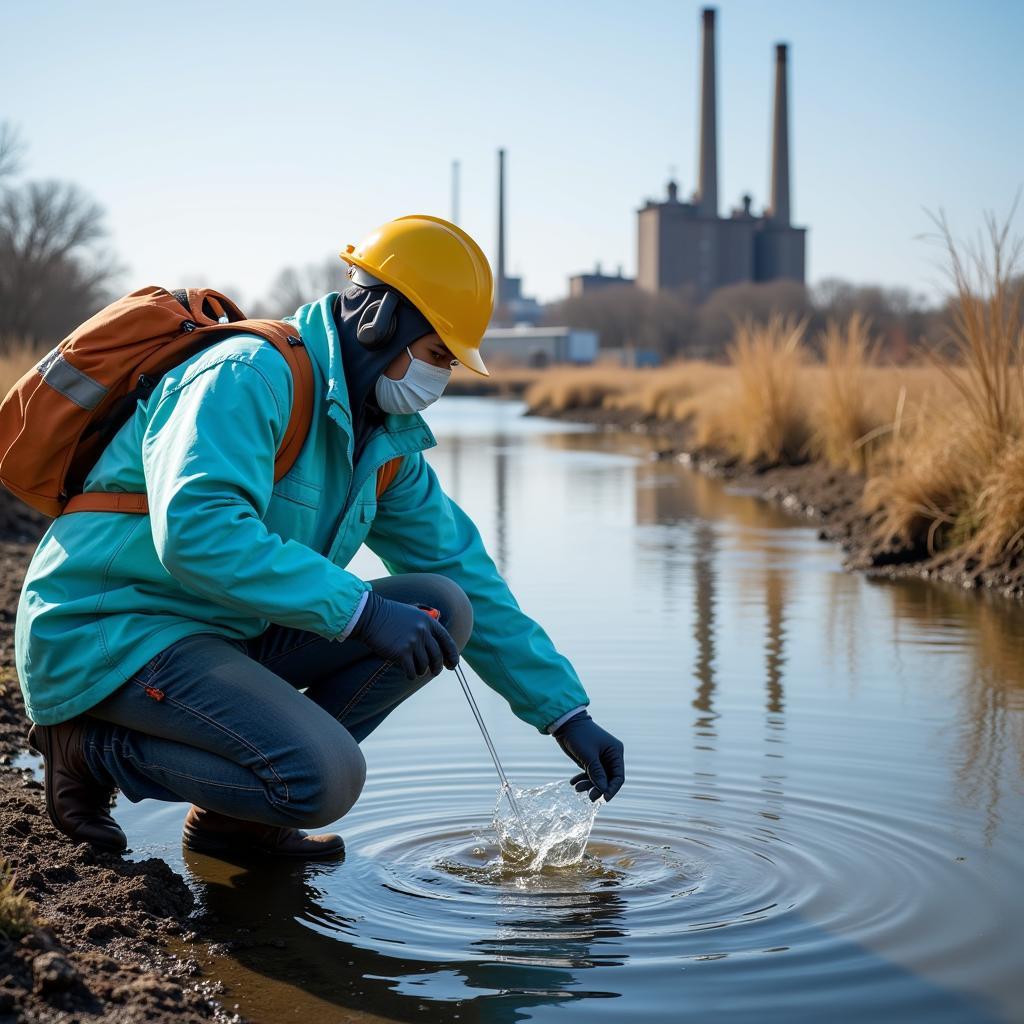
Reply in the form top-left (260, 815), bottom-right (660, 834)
top-left (287, 293), bottom-right (437, 457)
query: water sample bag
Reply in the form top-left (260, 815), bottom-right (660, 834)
top-left (492, 780), bottom-right (602, 869)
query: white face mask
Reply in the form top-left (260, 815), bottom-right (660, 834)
top-left (375, 347), bottom-right (452, 415)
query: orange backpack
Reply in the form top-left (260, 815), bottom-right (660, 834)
top-left (0, 285), bottom-right (401, 519)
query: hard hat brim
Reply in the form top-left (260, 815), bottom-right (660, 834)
top-left (340, 250), bottom-right (490, 378)
top-left (447, 341), bottom-right (489, 377)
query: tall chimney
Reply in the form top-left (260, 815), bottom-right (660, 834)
top-left (496, 148), bottom-right (507, 304)
top-left (696, 7), bottom-right (718, 218)
top-left (768, 43), bottom-right (791, 225)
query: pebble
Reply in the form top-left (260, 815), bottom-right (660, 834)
top-left (32, 951), bottom-right (79, 993)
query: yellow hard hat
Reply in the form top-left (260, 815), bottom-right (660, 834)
top-left (340, 214), bottom-right (494, 377)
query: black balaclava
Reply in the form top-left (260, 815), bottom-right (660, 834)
top-left (331, 282), bottom-right (435, 466)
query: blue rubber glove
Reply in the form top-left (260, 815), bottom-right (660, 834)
top-left (349, 591), bottom-right (459, 680)
top-left (553, 711), bottom-right (626, 802)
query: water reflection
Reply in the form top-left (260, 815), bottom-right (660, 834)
top-left (885, 580), bottom-right (1024, 844)
top-left (822, 565), bottom-right (865, 685)
top-left (185, 850), bottom-right (471, 1023)
top-left (763, 570), bottom-right (787, 746)
top-left (494, 425), bottom-right (509, 574)
top-left (690, 522), bottom-right (718, 741)
top-left (184, 847), bottom-right (628, 1024)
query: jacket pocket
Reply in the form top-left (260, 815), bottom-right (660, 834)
top-left (272, 474), bottom-right (321, 510)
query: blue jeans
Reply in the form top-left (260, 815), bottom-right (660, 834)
top-left (80, 573), bottom-right (473, 829)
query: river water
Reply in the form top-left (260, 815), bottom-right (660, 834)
top-left (103, 398), bottom-right (1024, 1022)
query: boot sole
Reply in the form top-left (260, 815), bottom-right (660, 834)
top-left (28, 725), bottom-right (127, 855)
top-left (182, 825), bottom-right (345, 860)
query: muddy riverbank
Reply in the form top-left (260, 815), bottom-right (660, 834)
top-left (0, 508), bottom-right (247, 1023)
top-left (529, 403), bottom-right (1024, 601)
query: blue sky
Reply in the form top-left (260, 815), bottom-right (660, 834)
top-left (2, 0), bottom-right (1021, 307)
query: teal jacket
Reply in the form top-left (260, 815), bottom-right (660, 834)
top-left (14, 294), bottom-right (589, 730)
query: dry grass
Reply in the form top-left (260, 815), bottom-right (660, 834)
top-left (523, 365), bottom-right (635, 413)
top-left (0, 859), bottom-right (36, 940)
top-left (704, 313), bottom-right (813, 463)
top-left (809, 312), bottom-right (879, 473)
top-left (866, 202), bottom-right (1024, 558)
top-left (604, 361), bottom-right (731, 421)
top-left (523, 318), bottom-right (949, 476)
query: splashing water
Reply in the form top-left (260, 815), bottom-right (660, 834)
top-left (492, 779), bottom-right (603, 869)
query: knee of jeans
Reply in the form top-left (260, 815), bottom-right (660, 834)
top-left (275, 737), bottom-right (367, 829)
top-left (425, 575), bottom-right (473, 652)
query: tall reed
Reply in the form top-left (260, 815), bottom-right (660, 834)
top-left (865, 201), bottom-right (1024, 557)
top-left (523, 365), bottom-right (634, 414)
top-left (810, 312), bottom-right (879, 474)
top-left (698, 313), bottom-right (812, 464)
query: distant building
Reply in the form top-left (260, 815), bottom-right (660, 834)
top-left (495, 272), bottom-right (544, 325)
top-left (599, 347), bottom-right (663, 369)
top-left (568, 263), bottom-right (635, 297)
top-left (636, 8), bottom-right (806, 300)
top-left (483, 326), bottom-right (599, 368)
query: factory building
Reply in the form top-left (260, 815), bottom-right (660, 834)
top-left (636, 7), bottom-right (806, 299)
top-left (568, 263), bottom-right (635, 297)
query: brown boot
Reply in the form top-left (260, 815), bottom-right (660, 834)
top-left (182, 806), bottom-right (345, 859)
top-left (26, 721), bottom-right (127, 854)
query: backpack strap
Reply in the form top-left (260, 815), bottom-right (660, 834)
top-left (244, 320), bottom-right (315, 486)
top-left (61, 492), bottom-right (150, 515)
top-left (375, 456), bottom-right (403, 499)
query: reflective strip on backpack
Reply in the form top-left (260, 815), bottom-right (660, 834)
top-left (36, 350), bottom-right (109, 410)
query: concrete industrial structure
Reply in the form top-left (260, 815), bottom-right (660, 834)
top-left (636, 7), bottom-right (806, 299)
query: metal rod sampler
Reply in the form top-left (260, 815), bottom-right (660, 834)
top-left (454, 662), bottom-right (536, 854)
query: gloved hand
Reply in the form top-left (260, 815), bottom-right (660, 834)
top-left (553, 711), bottom-right (625, 802)
top-left (348, 590), bottom-right (459, 680)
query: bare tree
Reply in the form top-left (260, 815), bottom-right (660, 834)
top-left (694, 279), bottom-right (812, 355)
top-left (545, 285), bottom-right (698, 357)
top-left (811, 276), bottom-right (944, 358)
top-left (0, 123), bottom-right (123, 347)
top-left (547, 272), bottom-right (949, 363)
top-left (251, 255), bottom-right (348, 318)
top-left (0, 122), bottom-right (25, 181)
top-left (0, 179), bottom-right (122, 343)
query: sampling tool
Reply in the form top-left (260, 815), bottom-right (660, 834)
top-left (420, 606), bottom-right (537, 854)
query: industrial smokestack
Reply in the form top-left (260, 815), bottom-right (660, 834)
top-left (696, 7), bottom-right (718, 218)
top-left (496, 148), bottom-right (506, 304)
top-left (768, 43), bottom-right (791, 225)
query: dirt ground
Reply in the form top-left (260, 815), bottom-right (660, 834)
top-left (0, 502), bottom-right (246, 1023)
